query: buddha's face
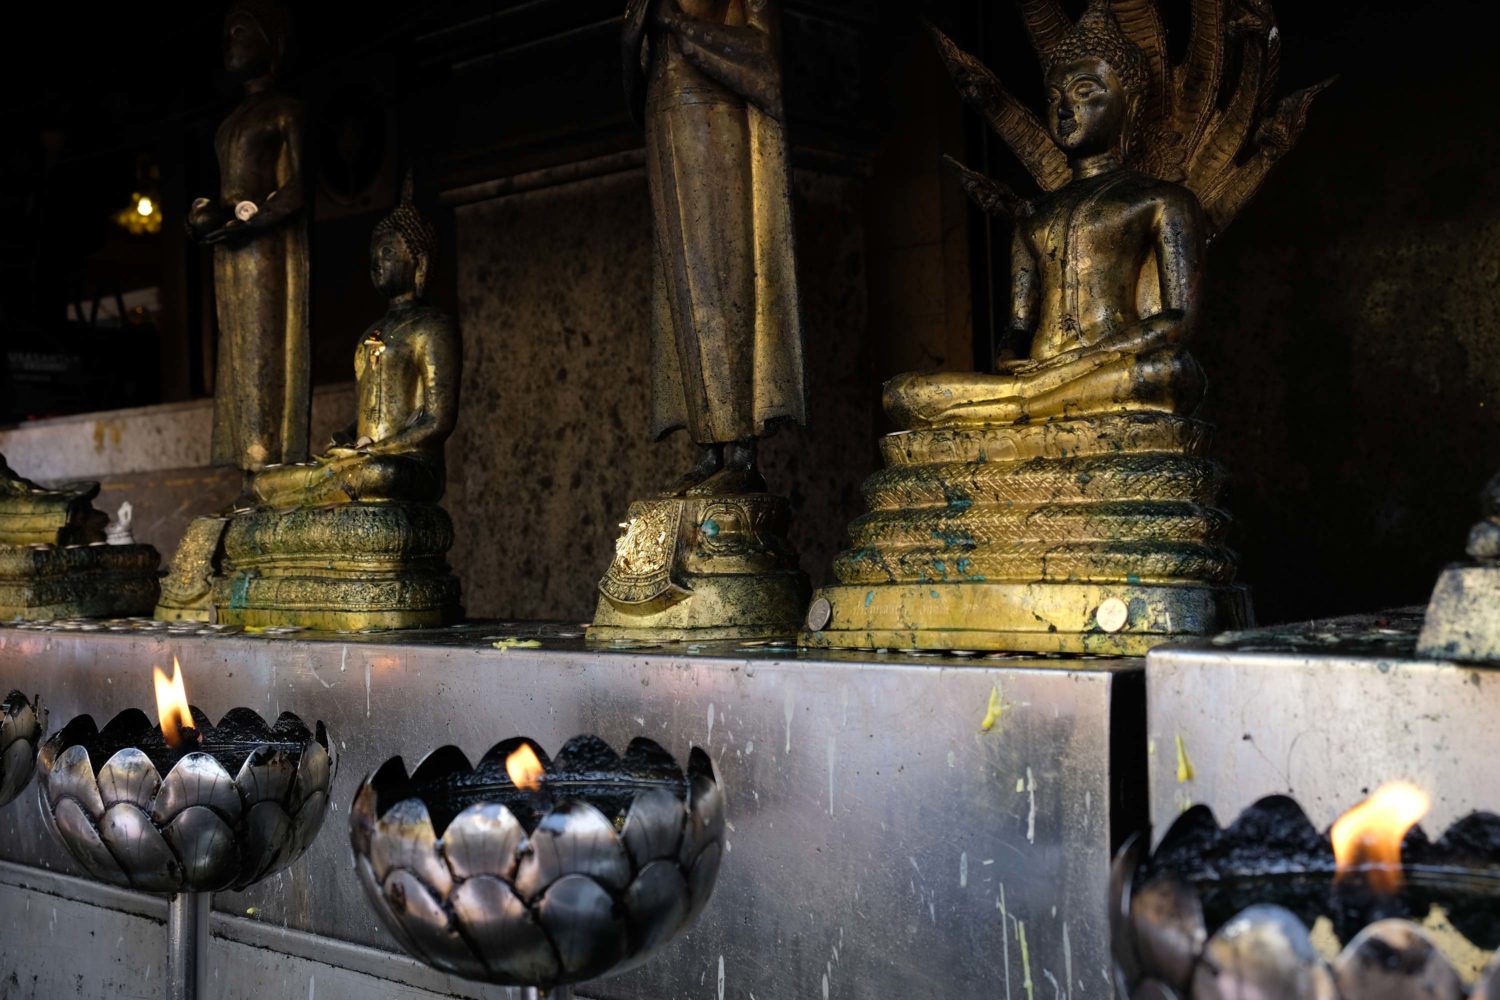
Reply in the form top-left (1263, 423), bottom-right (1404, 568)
top-left (224, 13), bottom-right (272, 77)
top-left (1045, 56), bottom-right (1131, 156)
top-left (371, 230), bottom-right (420, 299)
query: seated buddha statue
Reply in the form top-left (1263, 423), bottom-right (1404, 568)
top-left (201, 176), bottom-right (463, 631)
top-left (885, 7), bottom-right (1205, 431)
top-left (803, 0), bottom-right (1326, 654)
top-left (251, 179), bottom-right (459, 509)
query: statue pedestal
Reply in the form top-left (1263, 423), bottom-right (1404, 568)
top-left (1417, 563), bottom-right (1500, 662)
top-left (156, 516), bottom-right (231, 622)
top-left (212, 503), bottom-right (461, 631)
top-left (0, 543), bottom-right (160, 620)
top-left (591, 493), bottom-right (809, 642)
top-left (802, 413), bottom-right (1251, 654)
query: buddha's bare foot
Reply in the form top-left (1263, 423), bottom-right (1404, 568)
top-left (662, 444), bottom-right (723, 498)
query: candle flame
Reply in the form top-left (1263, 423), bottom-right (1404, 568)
top-left (506, 744), bottom-right (545, 793)
top-left (153, 657), bottom-right (194, 749)
top-left (1330, 781), bottom-right (1431, 895)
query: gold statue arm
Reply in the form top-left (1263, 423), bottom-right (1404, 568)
top-left (1004, 224), bottom-right (1040, 363)
top-left (202, 102), bottom-right (307, 245)
top-left (365, 323), bottom-right (460, 457)
top-left (655, 0), bottom-right (783, 117)
top-left (1081, 191), bottom-right (1206, 356)
top-left (253, 103), bottom-right (307, 227)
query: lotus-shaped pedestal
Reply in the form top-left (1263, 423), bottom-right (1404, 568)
top-left (1, 690), bottom-right (43, 806)
top-left (37, 706), bottom-right (333, 892)
top-left (1112, 796), bottom-right (1500, 999)
top-left (351, 735), bottom-right (724, 990)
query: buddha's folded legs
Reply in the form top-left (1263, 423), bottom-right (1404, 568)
top-left (884, 345), bottom-right (1205, 429)
top-left (252, 454), bottom-right (444, 508)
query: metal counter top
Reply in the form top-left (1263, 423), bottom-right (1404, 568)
top-left (0, 621), bottom-right (1144, 1000)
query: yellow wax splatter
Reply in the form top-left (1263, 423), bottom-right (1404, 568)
top-left (492, 638), bottom-right (542, 651)
top-left (979, 684), bottom-right (1005, 732)
top-left (1017, 920), bottom-right (1034, 1000)
top-left (1175, 734), bottom-right (1195, 783)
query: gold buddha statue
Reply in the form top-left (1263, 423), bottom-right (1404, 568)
top-left (0, 454), bottom-right (160, 620)
top-left (196, 178), bottom-right (462, 631)
top-left (804, 0), bottom-right (1328, 654)
top-left (250, 178), bottom-right (457, 510)
top-left (188, 0), bottom-right (311, 483)
top-left (159, 0), bottom-right (310, 621)
top-left (592, 0), bottom-right (809, 641)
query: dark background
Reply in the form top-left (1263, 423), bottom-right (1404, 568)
top-left (1, 0), bottom-right (1496, 625)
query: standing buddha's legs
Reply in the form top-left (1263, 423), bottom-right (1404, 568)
top-left (647, 97), bottom-right (756, 445)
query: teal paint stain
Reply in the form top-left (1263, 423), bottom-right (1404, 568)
top-left (1127, 573), bottom-right (1141, 585)
top-left (229, 574), bottom-right (252, 610)
top-left (865, 591), bottom-right (875, 608)
top-left (701, 519), bottom-right (720, 538)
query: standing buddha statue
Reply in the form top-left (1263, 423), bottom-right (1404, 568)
top-left (192, 179), bottom-right (462, 631)
top-left (159, 0), bottom-right (310, 621)
top-left (591, 0), bottom-right (809, 641)
top-left (804, 0), bottom-right (1329, 654)
top-left (188, 0), bottom-right (310, 484)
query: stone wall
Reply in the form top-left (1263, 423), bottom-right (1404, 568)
top-left (449, 169), bottom-right (873, 621)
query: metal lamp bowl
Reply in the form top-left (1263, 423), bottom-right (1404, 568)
top-left (37, 706), bottom-right (333, 893)
top-left (350, 734), bottom-right (725, 990)
top-left (1, 690), bottom-right (44, 806)
top-left (1111, 795), bottom-right (1500, 999)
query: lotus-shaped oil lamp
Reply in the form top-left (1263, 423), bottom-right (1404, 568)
top-left (1, 690), bottom-right (44, 806)
top-left (1111, 785), bottom-right (1500, 999)
top-left (35, 659), bottom-right (334, 1000)
top-left (351, 735), bottom-right (725, 1000)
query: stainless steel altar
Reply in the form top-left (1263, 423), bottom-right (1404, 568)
top-left (0, 623), bottom-right (1143, 999)
top-left (1146, 609), bottom-right (1498, 837)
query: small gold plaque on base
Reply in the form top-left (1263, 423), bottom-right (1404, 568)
top-left (591, 493), bottom-right (809, 643)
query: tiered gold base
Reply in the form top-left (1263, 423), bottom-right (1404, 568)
top-left (590, 492), bottom-right (809, 642)
top-left (212, 503), bottom-right (461, 631)
top-left (0, 543), bottom-right (161, 620)
top-left (804, 413), bottom-right (1251, 653)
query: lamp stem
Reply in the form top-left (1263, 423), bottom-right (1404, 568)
top-left (168, 891), bottom-right (210, 1000)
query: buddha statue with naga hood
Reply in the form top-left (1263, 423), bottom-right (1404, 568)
top-left (804, 0), bottom-right (1328, 654)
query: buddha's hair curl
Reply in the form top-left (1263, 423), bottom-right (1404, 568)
top-left (1045, 2), bottom-right (1149, 102)
top-left (373, 172), bottom-right (437, 263)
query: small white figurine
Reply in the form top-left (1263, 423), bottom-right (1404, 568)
top-left (106, 502), bottom-right (136, 545)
